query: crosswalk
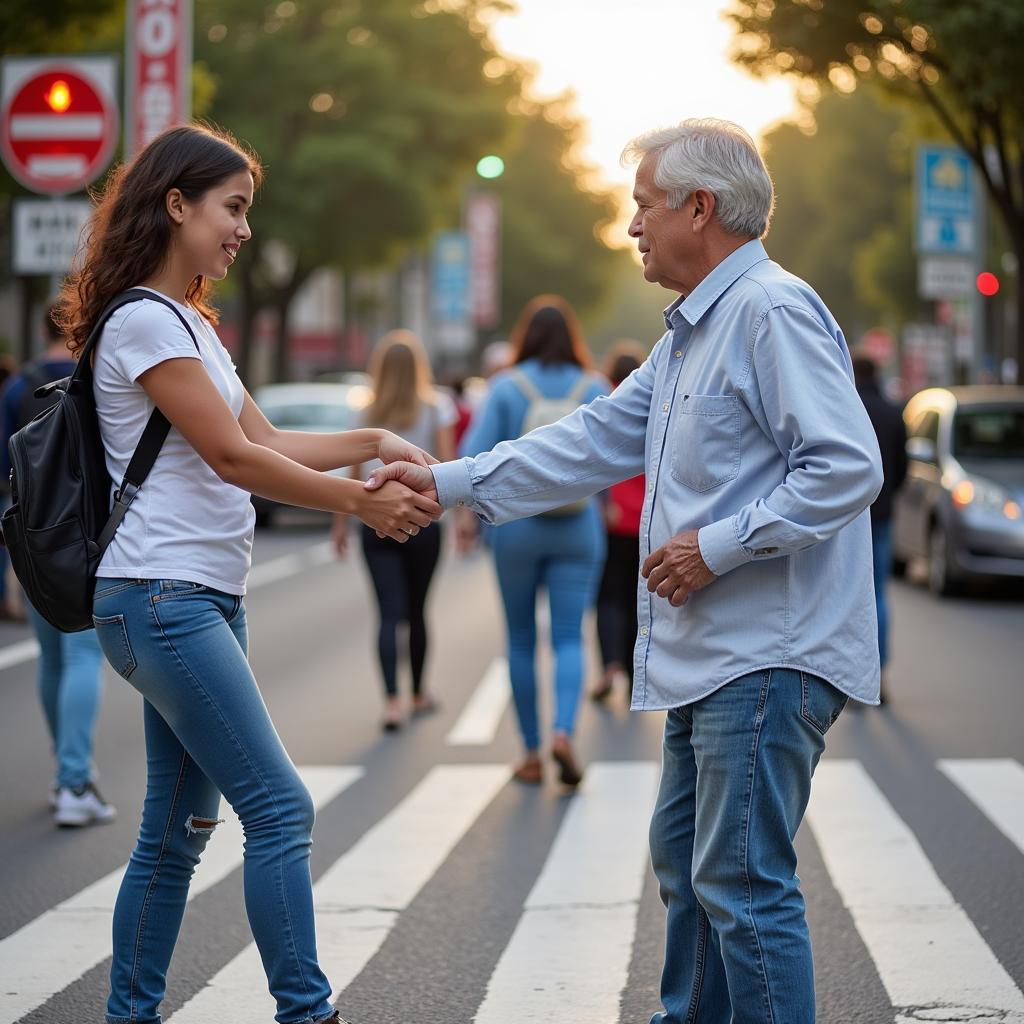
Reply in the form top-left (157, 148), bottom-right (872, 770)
top-left (2, 757), bottom-right (1023, 1024)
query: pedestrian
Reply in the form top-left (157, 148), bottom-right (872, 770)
top-left (331, 330), bottom-right (455, 731)
top-left (0, 305), bottom-right (114, 826)
top-left (368, 118), bottom-right (883, 1023)
top-left (0, 351), bottom-right (21, 620)
top-left (55, 122), bottom-right (440, 1024)
top-left (853, 352), bottom-right (908, 703)
top-left (458, 295), bottom-right (607, 787)
top-left (590, 340), bottom-right (648, 704)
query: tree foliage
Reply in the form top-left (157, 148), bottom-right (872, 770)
top-left (486, 96), bottom-right (621, 333)
top-left (0, 0), bottom-right (121, 55)
top-left (760, 86), bottom-right (917, 336)
top-left (729, 0), bottom-right (1024, 378)
top-left (194, 0), bottom-right (517, 379)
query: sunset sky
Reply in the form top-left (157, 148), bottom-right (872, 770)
top-left (489, 0), bottom-right (800, 224)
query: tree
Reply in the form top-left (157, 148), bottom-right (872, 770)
top-left (195, 0), bottom-right (517, 382)
top-left (0, 0), bottom-right (121, 55)
top-left (729, 0), bottom-right (1024, 381)
top-left (487, 95), bottom-right (621, 334)
top-left (759, 86), bottom-right (919, 336)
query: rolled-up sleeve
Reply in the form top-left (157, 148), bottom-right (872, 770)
top-left (698, 305), bottom-right (882, 576)
top-left (431, 347), bottom-right (661, 523)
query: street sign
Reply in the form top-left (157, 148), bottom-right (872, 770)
top-left (12, 197), bottom-right (91, 274)
top-left (916, 144), bottom-right (975, 254)
top-left (918, 255), bottom-right (974, 299)
top-left (431, 232), bottom-right (473, 354)
top-left (125, 0), bottom-right (192, 156)
top-left (466, 190), bottom-right (501, 329)
top-left (0, 56), bottom-right (118, 195)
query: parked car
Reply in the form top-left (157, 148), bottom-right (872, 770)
top-left (250, 382), bottom-right (371, 526)
top-left (891, 386), bottom-right (1024, 595)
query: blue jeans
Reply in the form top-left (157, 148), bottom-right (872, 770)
top-left (490, 505), bottom-right (605, 750)
top-left (92, 578), bottom-right (334, 1024)
top-left (649, 668), bottom-right (847, 1024)
top-left (26, 602), bottom-right (105, 789)
top-left (870, 519), bottom-right (892, 667)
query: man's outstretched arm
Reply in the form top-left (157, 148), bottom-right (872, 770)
top-left (368, 340), bottom-right (663, 521)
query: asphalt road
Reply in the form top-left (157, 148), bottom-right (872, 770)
top-left (0, 516), bottom-right (1022, 1024)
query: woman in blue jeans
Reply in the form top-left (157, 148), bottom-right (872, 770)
top-left (460, 296), bottom-right (606, 786)
top-left (56, 124), bottom-right (440, 1024)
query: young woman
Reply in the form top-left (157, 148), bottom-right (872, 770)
top-left (331, 331), bottom-right (456, 730)
top-left (57, 123), bottom-right (439, 1024)
top-left (459, 296), bottom-right (606, 786)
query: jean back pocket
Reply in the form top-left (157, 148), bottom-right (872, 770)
top-left (92, 613), bottom-right (137, 680)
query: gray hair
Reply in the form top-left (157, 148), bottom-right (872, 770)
top-left (621, 118), bottom-right (775, 238)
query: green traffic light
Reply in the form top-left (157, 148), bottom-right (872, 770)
top-left (476, 155), bottom-right (505, 179)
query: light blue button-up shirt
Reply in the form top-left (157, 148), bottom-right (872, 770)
top-left (433, 240), bottom-right (884, 708)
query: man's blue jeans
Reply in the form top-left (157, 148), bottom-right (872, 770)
top-left (649, 667), bottom-right (847, 1024)
top-left (26, 602), bottom-right (105, 789)
top-left (92, 578), bottom-right (334, 1024)
top-left (489, 505), bottom-right (605, 749)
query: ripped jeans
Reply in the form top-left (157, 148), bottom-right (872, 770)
top-left (93, 578), bottom-right (334, 1024)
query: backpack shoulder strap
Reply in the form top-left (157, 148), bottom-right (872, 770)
top-left (508, 367), bottom-right (541, 401)
top-left (95, 290), bottom-right (201, 553)
top-left (565, 370), bottom-right (592, 404)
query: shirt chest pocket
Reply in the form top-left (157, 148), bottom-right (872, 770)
top-left (669, 394), bottom-right (741, 492)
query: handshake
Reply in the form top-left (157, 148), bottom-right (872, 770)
top-left (356, 439), bottom-right (447, 544)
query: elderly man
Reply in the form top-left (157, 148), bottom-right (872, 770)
top-left (369, 118), bottom-right (882, 1023)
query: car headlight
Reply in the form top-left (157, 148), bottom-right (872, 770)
top-left (951, 476), bottom-right (1022, 519)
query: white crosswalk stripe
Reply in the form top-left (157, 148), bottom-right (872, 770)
top-left (473, 762), bottom-right (659, 1024)
top-left (445, 657), bottom-right (511, 746)
top-left (938, 758), bottom-right (1024, 857)
top-left (806, 759), bottom-right (1024, 1024)
top-left (5, 757), bottom-right (1024, 1024)
top-left (0, 766), bottom-right (362, 1024)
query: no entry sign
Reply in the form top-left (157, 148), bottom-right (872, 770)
top-left (0, 56), bottom-right (119, 196)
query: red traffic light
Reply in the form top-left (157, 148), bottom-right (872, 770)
top-left (977, 271), bottom-right (1000, 297)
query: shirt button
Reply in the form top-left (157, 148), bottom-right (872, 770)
top-left (640, 626), bottom-right (649, 636)
top-left (648, 482), bottom-right (654, 491)
top-left (662, 402), bottom-right (669, 412)
top-left (457, 500), bottom-right (465, 507)
top-left (674, 350), bottom-right (682, 358)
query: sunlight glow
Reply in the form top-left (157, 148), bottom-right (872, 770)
top-left (490, 0), bottom-right (800, 235)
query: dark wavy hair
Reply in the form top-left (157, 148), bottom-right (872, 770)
top-left (56, 123), bottom-right (262, 356)
top-left (508, 294), bottom-right (592, 369)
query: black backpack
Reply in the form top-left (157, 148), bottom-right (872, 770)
top-left (1, 289), bottom-right (198, 632)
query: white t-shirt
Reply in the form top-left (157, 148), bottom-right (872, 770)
top-left (93, 290), bottom-right (255, 595)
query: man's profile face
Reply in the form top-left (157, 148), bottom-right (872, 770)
top-left (627, 153), bottom-right (695, 294)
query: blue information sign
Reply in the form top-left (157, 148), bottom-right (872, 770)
top-left (915, 145), bottom-right (976, 255)
top-left (431, 232), bottom-right (471, 322)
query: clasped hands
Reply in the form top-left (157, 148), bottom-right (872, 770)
top-left (358, 448), bottom-right (440, 544)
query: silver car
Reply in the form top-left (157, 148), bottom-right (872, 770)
top-left (250, 382), bottom-right (372, 526)
top-left (892, 386), bottom-right (1024, 595)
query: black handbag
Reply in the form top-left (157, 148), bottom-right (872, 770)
top-left (1, 289), bottom-right (198, 631)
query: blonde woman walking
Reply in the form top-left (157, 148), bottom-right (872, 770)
top-left (332, 331), bottom-right (456, 730)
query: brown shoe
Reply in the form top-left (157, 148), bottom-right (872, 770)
top-left (551, 736), bottom-right (583, 787)
top-left (512, 758), bottom-right (543, 785)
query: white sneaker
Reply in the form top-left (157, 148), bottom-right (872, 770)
top-left (54, 783), bottom-right (117, 827)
